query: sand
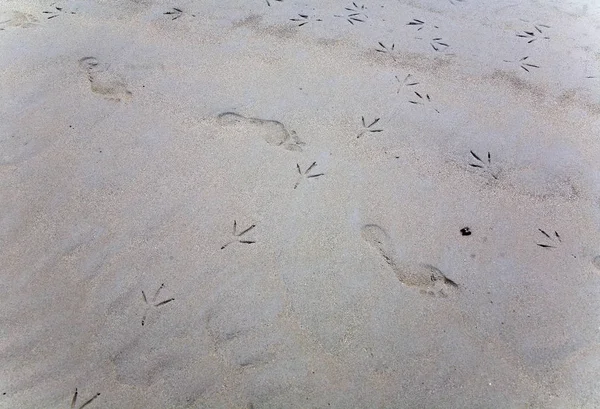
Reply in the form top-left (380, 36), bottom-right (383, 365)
top-left (1, 0), bottom-right (599, 407)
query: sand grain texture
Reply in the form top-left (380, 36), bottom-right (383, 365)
top-left (1, 0), bottom-right (600, 408)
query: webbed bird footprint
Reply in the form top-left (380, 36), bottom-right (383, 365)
top-left (79, 57), bottom-right (132, 101)
top-left (361, 224), bottom-right (458, 297)
top-left (216, 112), bottom-right (304, 151)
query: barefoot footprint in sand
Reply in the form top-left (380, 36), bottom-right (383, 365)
top-left (361, 224), bottom-right (458, 297)
top-left (216, 112), bottom-right (304, 151)
top-left (0, 11), bottom-right (38, 29)
top-left (78, 57), bottom-right (132, 101)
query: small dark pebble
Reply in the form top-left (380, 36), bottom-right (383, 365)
top-left (460, 227), bottom-right (471, 236)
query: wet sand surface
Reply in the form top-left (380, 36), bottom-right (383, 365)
top-left (1, 0), bottom-right (600, 407)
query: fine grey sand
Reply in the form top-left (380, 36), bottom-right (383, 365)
top-left (1, 0), bottom-right (600, 408)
